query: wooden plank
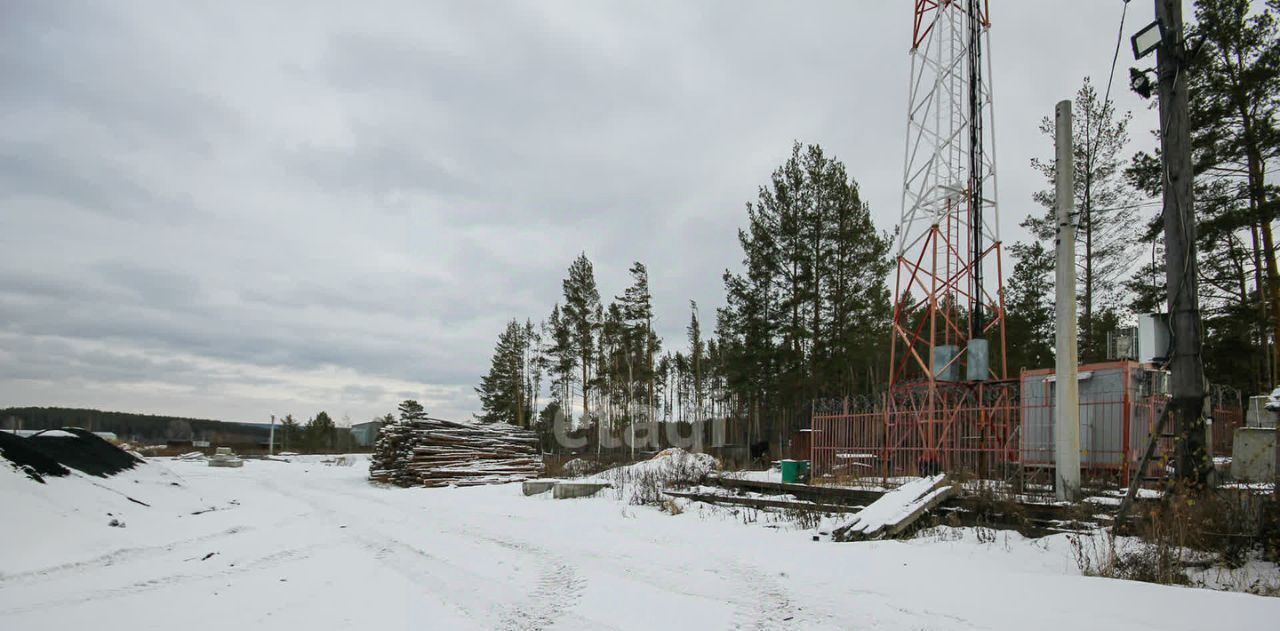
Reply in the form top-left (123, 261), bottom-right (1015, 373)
top-left (663, 490), bottom-right (865, 514)
top-left (706, 475), bottom-right (885, 504)
top-left (883, 484), bottom-right (954, 538)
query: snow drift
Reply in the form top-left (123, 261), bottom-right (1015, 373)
top-left (587, 448), bottom-right (718, 505)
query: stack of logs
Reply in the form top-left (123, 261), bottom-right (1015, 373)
top-left (369, 417), bottom-right (543, 488)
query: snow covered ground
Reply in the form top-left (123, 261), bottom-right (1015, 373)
top-left (2, 456), bottom-right (1278, 630)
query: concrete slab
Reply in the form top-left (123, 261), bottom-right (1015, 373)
top-left (1231, 427), bottom-right (1277, 482)
top-left (552, 481), bottom-right (611, 499)
top-left (1246, 396), bottom-right (1278, 428)
top-left (522, 479), bottom-right (557, 496)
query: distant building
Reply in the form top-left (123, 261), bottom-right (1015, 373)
top-left (350, 421), bottom-right (383, 448)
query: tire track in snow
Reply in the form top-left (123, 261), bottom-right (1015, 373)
top-left (727, 560), bottom-right (800, 630)
top-left (0, 542), bottom-right (324, 616)
top-left (725, 563), bottom-right (922, 630)
top-left (354, 536), bottom-right (504, 625)
top-left (3, 474), bottom-right (332, 590)
top-left (261, 475), bottom-right (523, 628)
top-left (279, 477), bottom-right (598, 630)
top-left (477, 534), bottom-right (589, 630)
top-left (0, 526), bottom-right (253, 587)
top-left (889, 604), bottom-right (984, 630)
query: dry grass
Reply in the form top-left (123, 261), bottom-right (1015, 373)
top-left (1070, 486), bottom-right (1280, 594)
top-left (592, 450), bottom-right (716, 506)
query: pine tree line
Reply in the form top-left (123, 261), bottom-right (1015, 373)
top-left (715, 143), bottom-right (893, 446)
top-left (275, 411), bottom-right (340, 452)
top-left (477, 257), bottom-right (676, 445)
top-left (475, 143), bottom-right (895, 456)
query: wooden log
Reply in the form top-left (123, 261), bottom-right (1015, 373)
top-left (368, 416), bottom-right (543, 488)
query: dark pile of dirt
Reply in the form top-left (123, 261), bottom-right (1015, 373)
top-left (1, 428), bottom-right (143, 480)
top-left (25, 428), bottom-right (144, 476)
top-left (0, 431), bottom-right (71, 482)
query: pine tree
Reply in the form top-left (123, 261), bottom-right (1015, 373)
top-left (1124, 0), bottom-right (1280, 392)
top-left (818, 153), bottom-right (894, 392)
top-left (655, 353), bottom-right (673, 422)
top-left (687, 301), bottom-right (704, 423)
top-left (545, 303), bottom-right (577, 424)
top-left (718, 143), bottom-right (892, 443)
top-left (523, 319), bottom-right (542, 429)
top-left (535, 400), bottom-right (562, 452)
top-left (617, 262), bottom-right (659, 423)
top-left (597, 302), bottom-right (625, 441)
top-left (561, 254), bottom-right (601, 424)
top-left (615, 264), bottom-right (661, 455)
top-left (280, 414), bottom-right (300, 451)
top-left (1004, 242), bottom-right (1056, 375)
top-left (475, 319), bottom-right (532, 425)
top-left (1189, 0), bottom-right (1280, 387)
top-left (304, 411), bottom-right (336, 452)
top-left (1029, 77), bottom-right (1139, 361)
top-left (397, 400), bottom-right (426, 422)
top-left (591, 302), bottom-right (607, 438)
top-left (705, 336), bottom-right (724, 422)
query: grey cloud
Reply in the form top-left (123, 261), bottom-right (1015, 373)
top-left (0, 2), bottom-right (239, 144)
top-left (0, 0), bottom-right (1163, 422)
top-left (0, 142), bottom-right (210, 223)
top-left (0, 333), bottom-right (283, 389)
top-left (290, 139), bottom-right (477, 201)
top-left (0, 264), bottom-right (480, 387)
top-left (341, 384), bottom-right (389, 405)
top-left (93, 260), bottom-right (204, 306)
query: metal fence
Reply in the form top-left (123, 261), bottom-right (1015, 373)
top-left (811, 397), bottom-right (1021, 488)
top-left (811, 365), bottom-right (1243, 491)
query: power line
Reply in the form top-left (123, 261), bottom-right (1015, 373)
top-left (1100, 0), bottom-right (1131, 112)
top-left (1088, 200), bottom-right (1162, 213)
top-left (1068, 2), bottom-right (1134, 267)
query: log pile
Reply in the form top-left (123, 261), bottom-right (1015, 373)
top-left (369, 417), bottom-right (543, 488)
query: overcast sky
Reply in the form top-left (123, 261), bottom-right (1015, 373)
top-left (1, 1), bottom-right (1166, 424)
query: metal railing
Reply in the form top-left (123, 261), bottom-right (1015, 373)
top-left (812, 382), bottom-right (1243, 491)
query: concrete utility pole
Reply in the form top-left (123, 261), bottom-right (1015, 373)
top-left (1054, 100), bottom-right (1082, 502)
top-left (269, 414), bottom-right (276, 456)
top-left (1156, 0), bottom-right (1208, 483)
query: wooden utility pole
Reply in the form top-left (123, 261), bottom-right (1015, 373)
top-left (1155, 0), bottom-right (1208, 483)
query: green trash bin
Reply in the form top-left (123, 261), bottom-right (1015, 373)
top-left (780, 460), bottom-right (797, 483)
top-left (780, 459), bottom-right (811, 483)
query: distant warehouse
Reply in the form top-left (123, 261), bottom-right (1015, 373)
top-left (350, 421), bottom-right (382, 448)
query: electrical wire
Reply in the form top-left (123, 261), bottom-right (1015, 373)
top-left (1092, 1), bottom-right (1193, 380)
top-left (1089, 199), bottom-right (1163, 213)
top-left (1100, 0), bottom-right (1131, 114)
top-left (1069, 2), bottom-right (1132, 260)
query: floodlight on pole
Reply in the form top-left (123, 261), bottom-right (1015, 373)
top-left (1131, 20), bottom-right (1164, 59)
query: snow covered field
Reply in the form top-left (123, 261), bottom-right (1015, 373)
top-left (2, 456), bottom-right (1278, 630)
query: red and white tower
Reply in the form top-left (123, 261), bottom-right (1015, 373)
top-left (887, 0), bottom-right (1014, 475)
